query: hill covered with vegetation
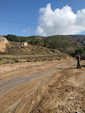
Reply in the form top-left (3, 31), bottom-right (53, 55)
top-left (5, 34), bottom-right (85, 54)
top-left (0, 34), bottom-right (84, 64)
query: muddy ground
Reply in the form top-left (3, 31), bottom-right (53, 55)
top-left (0, 58), bottom-right (85, 113)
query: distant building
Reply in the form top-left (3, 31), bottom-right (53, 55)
top-left (21, 42), bottom-right (28, 47)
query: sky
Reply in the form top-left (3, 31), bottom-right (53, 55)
top-left (0, 0), bottom-right (85, 36)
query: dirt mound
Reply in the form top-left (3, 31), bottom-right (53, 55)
top-left (0, 36), bottom-right (9, 52)
top-left (31, 68), bottom-right (85, 113)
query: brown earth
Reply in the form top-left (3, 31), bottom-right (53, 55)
top-left (0, 58), bottom-right (85, 113)
top-left (0, 37), bottom-right (9, 52)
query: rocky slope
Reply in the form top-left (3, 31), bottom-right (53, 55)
top-left (0, 36), bottom-right (9, 52)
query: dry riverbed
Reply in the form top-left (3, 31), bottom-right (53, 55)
top-left (0, 58), bottom-right (85, 113)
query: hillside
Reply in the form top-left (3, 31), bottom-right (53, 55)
top-left (0, 37), bottom-right (66, 64)
top-left (4, 34), bottom-right (85, 55)
top-left (43, 35), bottom-right (84, 53)
top-left (0, 35), bottom-right (85, 64)
top-left (5, 35), bottom-right (85, 53)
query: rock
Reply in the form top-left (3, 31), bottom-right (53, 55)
top-left (0, 36), bottom-right (9, 52)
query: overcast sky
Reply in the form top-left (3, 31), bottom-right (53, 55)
top-left (0, 0), bottom-right (85, 36)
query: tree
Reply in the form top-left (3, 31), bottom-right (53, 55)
top-left (75, 48), bottom-right (84, 55)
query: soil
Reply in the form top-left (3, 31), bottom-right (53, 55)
top-left (0, 58), bottom-right (85, 113)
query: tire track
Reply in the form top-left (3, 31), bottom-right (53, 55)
top-left (0, 59), bottom-right (76, 113)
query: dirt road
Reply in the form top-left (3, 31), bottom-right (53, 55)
top-left (0, 59), bottom-right (85, 113)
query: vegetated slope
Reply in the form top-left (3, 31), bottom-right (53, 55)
top-left (70, 35), bottom-right (85, 46)
top-left (43, 35), bottom-right (85, 59)
top-left (0, 38), bottom-right (65, 64)
top-left (6, 42), bottom-right (58, 55)
top-left (43, 35), bottom-right (84, 52)
top-left (5, 35), bottom-right (85, 53)
top-left (2, 34), bottom-right (85, 58)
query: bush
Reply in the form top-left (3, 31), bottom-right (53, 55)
top-left (75, 48), bottom-right (84, 55)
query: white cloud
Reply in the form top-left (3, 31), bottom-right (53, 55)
top-left (36, 3), bottom-right (85, 36)
top-left (22, 28), bottom-right (31, 34)
top-left (22, 29), bottom-right (26, 33)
